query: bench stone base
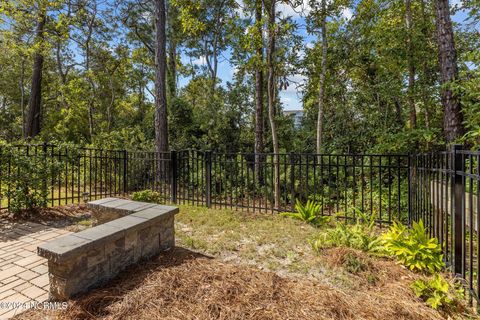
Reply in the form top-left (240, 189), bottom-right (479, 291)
top-left (38, 199), bottom-right (178, 300)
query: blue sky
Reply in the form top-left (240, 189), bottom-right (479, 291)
top-left (177, 0), bottom-right (472, 111)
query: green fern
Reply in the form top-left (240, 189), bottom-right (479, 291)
top-left (281, 199), bottom-right (330, 226)
top-left (311, 222), bottom-right (379, 252)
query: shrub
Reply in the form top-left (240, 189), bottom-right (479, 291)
top-left (380, 220), bottom-right (444, 273)
top-left (411, 274), bottom-right (457, 309)
top-left (281, 199), bottom-right (330, 226)
top-left (0, 145), bottom-right (64, 214)
top-left (132, 190), bottom-right (162, 203)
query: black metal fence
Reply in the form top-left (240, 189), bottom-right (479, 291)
top-left (0, 145), bottom-right (128, 210)
top-left (410, 145), bottom-right (480, 302)
top-left (0, 145), bottom-right (410, 223)
top-left (173, 150), bottom-right (410, 224)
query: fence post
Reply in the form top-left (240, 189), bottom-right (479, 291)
top-left (170, 150), bottom-right (178, 203)
top-left (290, 152), bottom-right (295, 211)
top-left (123, 150), bottom-right (128, 194)
top-left (205, 151), bottom-right (212, 208)
top-left (42, 142), bottom-right (48, 201)
top-left (407, 154), bottom-right (412, 226)
top-left (452, 144), bottom-right (464, 276)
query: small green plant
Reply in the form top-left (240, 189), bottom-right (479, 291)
top-left (411, 274), bottom-right (455, 309)
top-left (381, 220), bottom-right (444, 273)
top-left (311, 207), bottom-right (382, 252)
top-left (281, 199), bottom-right (330, 226)
top-left (132, 189), bottom-right (162, 203)
top-left (311, 222), bottom-right (380, 252)
top-left (343, 252), bottom-right (368, 274)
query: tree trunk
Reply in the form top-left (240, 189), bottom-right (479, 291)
top-left (420, 0), bottom-right (431, 129)
top-left (254, 0), bottom-right (265, 184)
top-left (435, 0), bottom-right (464, 142)
top-left (20, 59), bottom-right (26, 138)
top-left (167, 3), bottom-right (178, 98)
top-left (316, 0), bottom-right (327, 155)
top-left (155, 0), bottom-right (168, 153)
top-left (25, 9), bottom-right (46, 139)
top-left (167, 40), bottom-right (177, 98)
top-left (393, 96), bottom-right (405, 127)
top-left (405, 0), bottom-right (416, 128)
top-left (266, 0), bottom-right (280, 210)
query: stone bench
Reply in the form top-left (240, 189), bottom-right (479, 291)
top-left (86, 197), bottom-right (159, 224)
top-left (38, 198), bottom-right (178, 300)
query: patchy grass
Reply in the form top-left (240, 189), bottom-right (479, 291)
top-left (175, 205), bottom-right (330, 281)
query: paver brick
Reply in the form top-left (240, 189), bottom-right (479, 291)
top-left (30, 274), bottom-right (49, 288)
top-left (14, 282), bottom-right (32, 292)
top-left (0, 289), bottom-right (16, 300)
top-left (21, 285), bottom-right (46, 300)
top-left (24, 258), bottom-right (46, 270)
top-left (0, 266), bottom-right (26, 282)
top-left (30, 264), bottom-right (48, 275)
top-left (35, 232), bottom-right (63, 241)
top-left (0, 276), bottom-right (19, 285)
top-left (0, 259), bottom-right (22, 270)
top-left (1, 292), bottom-right (31, 305)
top-left (36, 292), bottom-right (49, 303)
top-left (16, 250), bottom-right (36, 258)
top-left (14, 255), bottom-right (44, 267)
top-left (0, 279), bottom-right (25, 292)
top-left (18, 270), bottom-right (39, 281)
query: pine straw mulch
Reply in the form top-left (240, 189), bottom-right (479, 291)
top-left (0, 203), bottom-right (94, 231)
top-left (14, 247), bottom-right (461, 320)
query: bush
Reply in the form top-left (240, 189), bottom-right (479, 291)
top-left (0, 144), bottom-right (64, 214)
top-left (132, 190), bottom-right (162, 203)
top-left (411, 274), bottom-right (459, 309)
top-left (281, 199), bottom-right (330, 226)
top-left (380, 220), bottom-right (444, 273)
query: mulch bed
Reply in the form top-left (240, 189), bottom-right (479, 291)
top-left (0, 204), bottom-right (94, 230)
top-left (15, 247), bottom-right (451, 320)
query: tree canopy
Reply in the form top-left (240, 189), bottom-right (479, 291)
top-left (0, 0), bottom-right (478, 153)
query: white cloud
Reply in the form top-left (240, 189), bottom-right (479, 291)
top-left (192, 56), bottom-right (207, 66)
top-left (341, 7), bottom-right (353, 20)
top-left (278, 0), bottom-right (311, 19)
top-left (234, 0), bottom-right (248, 19)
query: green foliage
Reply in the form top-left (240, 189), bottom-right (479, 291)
top-left (131, 190), bottom-right (162, 203)
top-left (311, 221), bottom-right (380, 252)
top-left (281, 199), bottom-right (330, 226)
top-left (411, 274), bottom-right (455, 309)
top-left (342, 251), bottom-right (369, 274)
top-left (380, 220), bottom-right (444, 273)
top-left (0, 144), bottom-right (64, 214)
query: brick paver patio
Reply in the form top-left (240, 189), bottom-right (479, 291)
top-left (0, 222), bottom-right (71, 319)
